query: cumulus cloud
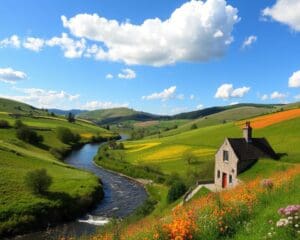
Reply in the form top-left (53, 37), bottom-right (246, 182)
top-left (262, 0), bottom-right (300, 31)
top-left (46, 33), bottom-right (86, 58)
top-left (118, 68), bottom-right (136, 79)
top-left (142, 86), bottom-right (177, 101)
top-left (105, 73), bottom-right (114, 79)
top-left (270, 91), bottom-right (287, 100)
top-left (0, 68), bottom-right (27, 83)
top-left (261, 94), bottom-right (269, 101)
top-left (242, 35), bottom-right (257, 49)
top-left (0, 88), bottom-right (80, 108)
top-left (289, 70), bottom-right (300, 88)
top-left (196, 104), bottom-right (204, 109)
top-left (23, 37), bottom-right (45, 52)
top-left (61, 0), bottom-right (239, 66)
top-left (0, 35), bottom-right (21, 48)
top-left (215, 83), bottom-right (250, 99)
top-left (82, 100), bottom-right (129, 110)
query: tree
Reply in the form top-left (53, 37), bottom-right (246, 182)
top-left (67, 112), bottom-right (75, 123)
top-left (0, 119), bottom-right (10, 128)
top-left (16, 126), bottom-right (44, 145)
top-left (14, 119), bottom-right (25, 129)
top-left (24, 169), bottom-right (52, 194)
top-left (183, 151), bottom-right (196, 165)
top-left (57, 127), bottom-right (80, 144)
top-left (167, 180), bottom-right (187, 203)
top-left (190, 123), bottom-right (198, 130)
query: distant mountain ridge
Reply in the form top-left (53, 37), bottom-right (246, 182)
top-left (48, 109), bottom-right (88, 116)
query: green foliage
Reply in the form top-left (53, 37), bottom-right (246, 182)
top-left (183, 151), bottom-right (197, 165)
top-left (16, 126), bottom-right (44, 145)
top-left (191, 123), bottom-right (198, 130)
top-left (56, 127), bottom-right (80, 144)
top-left (167, 179), bottom-right (187, 203)
top-left (66, 112), bottom-right (75, 123)
top-left (14, 119), bottom-right (25, 129)
top-left (24, 169), bottom-right (52, 194)
top-left (0, 119), bottom-right (9, 128)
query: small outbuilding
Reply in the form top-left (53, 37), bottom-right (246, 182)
top-left (214, 122), bottom-right (277, 189)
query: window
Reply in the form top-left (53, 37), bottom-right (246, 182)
top-left (223, 150), bottom-right (229, 162)
top-left (217, 170), bottom-right (220, 178)
top-left (229, 175), bottom-right (233, 183)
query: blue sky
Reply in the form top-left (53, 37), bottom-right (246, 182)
top-left (0, 0), bottom-right (300, 114)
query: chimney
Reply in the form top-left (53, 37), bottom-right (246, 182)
top-left (243, 121), bottom-right (252, 143)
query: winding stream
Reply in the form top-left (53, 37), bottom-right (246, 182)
top-left (13, 136), bottom-right (148, 240)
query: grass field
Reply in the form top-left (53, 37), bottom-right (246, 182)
top-left (115, 110), bottom-right (300, 181)
top-left (0, 100), bottom-right (116, 237)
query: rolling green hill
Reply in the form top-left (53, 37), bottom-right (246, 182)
top-left (78, 107), bottom-right (166, 124)
top-left (0, 98), bottom-right (116, 237)
top-left (0, 97), bottom-right (47, 115)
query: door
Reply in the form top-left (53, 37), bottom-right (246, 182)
top-left (222, 173), bottom-right (227, 188)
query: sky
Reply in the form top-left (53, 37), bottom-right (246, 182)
top-left (0, 0), bottom-right (300, 115)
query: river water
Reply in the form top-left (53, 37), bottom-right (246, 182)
top-left (13, 138), bottom-right (148, 240)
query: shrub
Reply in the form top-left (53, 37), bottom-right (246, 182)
top-left (24, 169), bottom-right (52, 194)
top-left (14, 119), bottom-right (25, 129)
top-left (167, 180), bottom-right (187, 203)
top-left (56, 127), bottom-right (80, 144)
top-left (190, 123), bottom-right (198, 130)
top-left (0, 119), bottom-right (9, 128)
top-left (16, 127), bottom-right (44, 145)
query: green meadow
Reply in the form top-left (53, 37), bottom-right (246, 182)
top-left (0, 105), bottom-right (116, 236)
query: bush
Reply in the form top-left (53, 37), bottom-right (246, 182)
top-left (0, 119), bottom-right (9, 128)
top-left (191, 123), bottom-right (198, 130)
top-left (24, 169), bottom-right (52, 194)
top-left (14, 119), bottom-right (25, 129)
top-left (56, 127), bottom-right (80, 144)
top-left (16, 127), bottom-right (44, 145)
top-left (167, 180), bottom-right (187, 203)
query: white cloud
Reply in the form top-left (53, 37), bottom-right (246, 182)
top-left (261, 94), bottom-right (269, 101)
top-left (289, 70), bottom-right (300, 88)
top-left (117, 68), bottom-right (136, 79)
top-left (262, 0), bottom-right (300, 31)
top-left (190, 94), bottom-right (195, 100)
top-left (23, 37), bottom-right (44, 52)
top-left (242, 35), bottom-right (257, 49)
top-left (142, 86), bottom-right (177, 101)
top-left (231, 86), bottom-right (251, 97)
top-left (82, 100), bottom-right (129, 110)
top-left (0, 35), bottom-right (21, 48)
top-left (46, 33), bottom-right (86, 58)
top-left (196, 104), bottom-right (204, 109)
top-left (294, 94), bottom-right (300, 100)
top-left (229, 101), bottom-right (239, 105)
top-left (215, 83), bottom-right (250, 99)
top-left (105, 73), bottom-right (114, 79)
top-left (0, 88), bottom-right (80, 108)
top-left (270, 91), bottom-right (286, 100)
top-left (0, 68), bottom-right (27, 83)
top-left (61, 0), bottom-right (239, 66)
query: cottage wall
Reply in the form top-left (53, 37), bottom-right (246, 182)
top-left (214, 139), bottom-right (239, 189)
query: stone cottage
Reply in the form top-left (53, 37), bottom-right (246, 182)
top-left (214, 122), bottom-right (277, 189)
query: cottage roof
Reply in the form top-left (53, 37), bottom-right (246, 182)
top-left (227, 138), bottom-right (277, 161)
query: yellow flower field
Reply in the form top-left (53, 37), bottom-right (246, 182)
top-left (125, 142), bottom-right (161, 153)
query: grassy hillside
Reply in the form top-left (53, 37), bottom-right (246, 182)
top-left (0, 97), bottom-right (47, 115)
top-left (78, 107), bottom-right (164, 124)
top-left (0, 99), bottom-right (117, 237)
top-left (172, 103), bottom-right (279, 119)
top-left (151, 106), bottom-right (275, 138)
top-left (96, 109), bottom-right (300, 182)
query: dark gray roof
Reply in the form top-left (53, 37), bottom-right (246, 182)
top-left (227, 138), bottom-right (277, 161)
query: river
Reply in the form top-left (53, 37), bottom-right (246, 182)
top-left (13, 137), bottom-right (148, 240)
